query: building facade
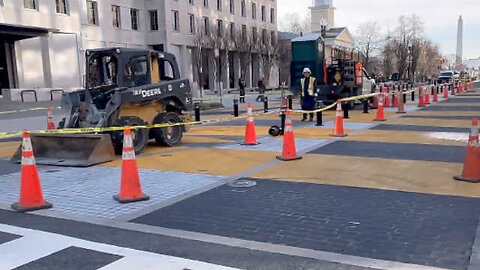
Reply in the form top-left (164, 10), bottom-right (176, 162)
top-left (0, 0), bottom-right (278, 95)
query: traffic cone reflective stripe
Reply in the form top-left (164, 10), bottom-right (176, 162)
top-left (11, 131), bottom-right (52, 212)
top-left (114, 127), bottom-right (149, 203)
top-left (242, 103), bottom-right (259, 145)
top-left (276, 110), bottom-right (302, 161)
top-left (47, 108), bottom-right (56, 130)
top-left (374, 93), bottom-right (387, 121)
top-left (454, 118), bottom-right (480, 183)
top-left (332, 100), bottom-right (347, 137)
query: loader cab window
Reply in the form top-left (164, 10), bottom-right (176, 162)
top-left (159, 58), bottom-right (177, 81)
top-left (87, 55), bottom-right (118, 89)
top-left (124, 55), bottom-right (150, 87)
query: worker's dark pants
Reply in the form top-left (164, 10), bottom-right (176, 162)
top-left (239, 89), bottom-right (245, 103)
top-left (303, 113), bottom-right (314, 120)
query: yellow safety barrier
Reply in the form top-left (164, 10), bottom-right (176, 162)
top-left (0, 85), bottom-right (431, 139)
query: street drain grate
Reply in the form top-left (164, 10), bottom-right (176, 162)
top-left (228, 179), bottom-right (257, 188)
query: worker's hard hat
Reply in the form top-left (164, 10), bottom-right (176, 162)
top-left (303, 68), bottom-right (311, 74)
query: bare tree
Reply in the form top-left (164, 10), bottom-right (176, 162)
top-left (278, 38), bottom-right (292, 86)
top-left (233, 26), bottom-right (253, 80)
top-left (354, 22), bottom-right (383, 72)
top-left (259, 31), bottom-right (279, 87)
top-left (279, 12), bottom-right (310, 34)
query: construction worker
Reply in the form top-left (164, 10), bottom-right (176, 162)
top-left (256, 76), bottom-right (266, 102)
top-left (300, 67), bottom-right (318, 121)
top-left (238, 76), bottom-right (246, 103)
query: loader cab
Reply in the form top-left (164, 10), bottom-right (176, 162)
top-left (86, 48), bottom-right (180, 90)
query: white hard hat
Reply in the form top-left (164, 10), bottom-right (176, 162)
top-left (303, 67), bottom-right (311, 74)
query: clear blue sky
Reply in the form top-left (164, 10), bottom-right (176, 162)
top-left (278, 0), bottom-right (480, 60)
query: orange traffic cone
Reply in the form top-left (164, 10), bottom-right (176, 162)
top-left (393, 91), bottom-right (399, 107)
top-left (332, 100), bottom-right (347, 137)
top-left (433, 86), bottom-right (438, 102)
top-left (47, 107), bottom-right (56, 130)
top-left (384, 88), bottom-right (390, 107)
top-left (11, 131), bottom-right (52, 212)
top-left (276, 110), bottom-right (302, 161)
top-left (418, 87), bottom-right (426, 107)
top-left (113, 127), bottom-right (149, 203)
top-left (242, 103), bottom-right (259, 145)
top-left (443, 84), bottom-right (449, 98)
top-left (454, 118), bottom-right (480, 183)
top-left (374, 93), bottom-right (387, 121)
top-left (424, 87), bottom-right (431, 105)
top-left (396, 91), bottom-right (406, 114)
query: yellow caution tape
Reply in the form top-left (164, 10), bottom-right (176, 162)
top-left (0, 86), bottom-right (431, 139)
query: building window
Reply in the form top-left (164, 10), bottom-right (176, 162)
top-left (270, 8), bottom-right (275, 23)
top-left (262, 29), bottom-right (267, 44)
top-left (217, 19), bottom-right (223, 36)
top-left (55, 0), bottom-right (68, 14)
top-left (241, 1), bottom-right (246, 17)
top-left (230, 22), bottom-right (235, 39)
top-left (149, 10), bottom-right (158, 31)
top-left (251, 2), bottom-right (256, 19)
top-left (229, 0), bottom-right (234, 14)
top-left (172, 10), bottom-right (180, 32)
top-left (188, 14), bottom-right (195, 34)
top-left (203, 16), bottom-right (210, 35)
top-left (86, 1), bottom-right (99, 25)
top-left (216, 0), bottom-right (221, 11)
top-left (252, 27), bottom-right (257, 42)
top-left (24, 0), bottom-right (37, 10)
top-left (203, 0), bottom-right (208, 8)
top-left (112, 5), bottom-right (121, 28)
top-left (261, 6), bottom-right (266, 21)
top-left (131, 9), bottom-right (139, 30)
top-left (241, 25), bottom-right (247, 40)
top-left (271, 31), bottom-right (276, 44)
top-left (188, 0), bottom-right (194, 4)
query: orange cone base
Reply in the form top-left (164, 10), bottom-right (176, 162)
top-left (330, 134), bottom-right (348, 137)
top-left (113, 194), bottom-right (150, 204)
top-left (11, 201), bottom-right (52, 213)
top-left (276, 155), bottom-right (303, 161)
top-left (453, 175), bottom-right (480, 183)
top-left (240, 142), bottom-right (261, 146)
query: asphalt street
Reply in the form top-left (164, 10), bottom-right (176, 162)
top-left (0, 82), bottom-right (479, 269)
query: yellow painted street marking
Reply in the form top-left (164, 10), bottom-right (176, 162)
top-left (252, 154), bottom-right (479, 198)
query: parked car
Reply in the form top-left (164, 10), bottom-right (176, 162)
top-left (437, 71), bottom-right (454, 84)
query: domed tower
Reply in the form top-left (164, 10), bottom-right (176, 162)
top-left (310, 0), bottom-right (335, 32)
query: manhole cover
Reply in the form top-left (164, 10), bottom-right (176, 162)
top-left (228, 179), bottom-right (257, 188)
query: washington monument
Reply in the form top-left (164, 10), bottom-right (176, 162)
top-left (456, 15), bottom-right (463, 67)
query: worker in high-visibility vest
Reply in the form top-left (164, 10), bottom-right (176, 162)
top-left (300, 67), bottom-right (318, 121)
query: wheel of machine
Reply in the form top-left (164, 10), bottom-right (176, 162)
top-left (111, 116), bottom-right (149, 155)
top-left (152, 112), bottom-right (183, 146)
top-left (269, 126), bottom-right (281, 137)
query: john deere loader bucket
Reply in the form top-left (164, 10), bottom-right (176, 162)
top-left (11, 134), bottom-right (115, 167)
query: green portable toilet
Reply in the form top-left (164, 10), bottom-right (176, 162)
top-left (290, 33), bottom-right (325, 92)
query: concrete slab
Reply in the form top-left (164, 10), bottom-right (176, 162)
top-left (439, 98), bottom-right (480, 103)
top-left (132, 179), bottom-right (480, 270)
top-left (434, 102), bottom-right (480, 107)
top-left (215, 137), bottom-right (327, 153)
top-left (387, 117), bottom-right (471, 128)
top-left (105, 148), bottom-right (276, 176)
top-left (402, 115), bottom-right (480, 120)
top-left (313, 121), bottom-right (375, 130)
top-left (384, 105), bottom-right (420, 112)
top-left (252, 154), bottom-right (479, 198)
top-left (420, 106), bottom-right (480, 112)
top-left (372, 124), bottom-right (469, 133)
top-left (308, 140), bottom-right (465, 163)
top-left (0, 167), bottom-right (225, 219)
top-left (344, 130), bottom-right (467, 146)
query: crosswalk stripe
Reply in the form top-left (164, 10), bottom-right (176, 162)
top-left (0, 234), bottom-right (70, 269)
top-left (0, 224), bottom-right (238, 270)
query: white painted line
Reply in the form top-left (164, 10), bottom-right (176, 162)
top-left (0, 224), bottom-right (238, 270)
top-left (0, 233), bottom-right (70, 269)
